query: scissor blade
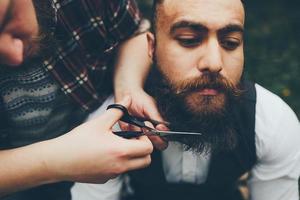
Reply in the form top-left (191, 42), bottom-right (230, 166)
top-left (147, 130), bottom-right (202, 137)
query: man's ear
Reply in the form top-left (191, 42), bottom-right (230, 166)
top-left (146, 32), bottom-right (155, 60)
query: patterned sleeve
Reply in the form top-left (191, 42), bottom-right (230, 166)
top-left (48, 0), bottom-right (144, 110)
top-left (54, 0), bottom-right (142, 54)
top-left (104, 0), bottom-right (142, 41)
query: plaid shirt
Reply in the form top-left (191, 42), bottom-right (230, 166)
top-left (43, 0), bottom-right (141, 111)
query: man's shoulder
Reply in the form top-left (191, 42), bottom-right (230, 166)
top-left (250, 84), bottom-right (300, 184)
top-left (255, 83), bottom-right (283, 103)
top-left (253, 83), bottom-right (299, 162)
top-left (254, 83), bottom-right (296, 122)
top-left (247, 83), bottom-right (298, 139)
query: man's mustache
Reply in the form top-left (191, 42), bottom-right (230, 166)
top-left (173, 72), bottom-right (242, 97)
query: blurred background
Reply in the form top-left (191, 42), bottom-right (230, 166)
top-left (136, 0), bottom-right (300, 118)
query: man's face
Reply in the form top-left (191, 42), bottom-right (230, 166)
top-left (149, 0), bottom-right (245, 116)
top-left (0, 0), bottom-right (39, 66)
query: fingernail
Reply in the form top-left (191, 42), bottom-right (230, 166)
top-left (13, 39), bottom-right (23, 53)
top-left (156, 124), bottom-right (169, 131)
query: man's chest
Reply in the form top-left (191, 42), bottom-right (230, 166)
top-left (161, 142), bottom-right (211, 184)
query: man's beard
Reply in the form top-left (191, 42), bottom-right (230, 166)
top-left (145, 62), bottom-right (243, 154)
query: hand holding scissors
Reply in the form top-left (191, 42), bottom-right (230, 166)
top-left (107, 104), bottom-right (202, 139)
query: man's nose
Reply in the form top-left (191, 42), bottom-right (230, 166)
top-left (197, 38), bottom-right (223, 73)
top-left (0, 34), bottom-right (24, 66)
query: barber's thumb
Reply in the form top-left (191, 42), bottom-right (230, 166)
top-left (95, 96), bottom-right (131, 129)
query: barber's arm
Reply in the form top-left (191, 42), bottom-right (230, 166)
top-left (101, 0), bottom-right (167, 150)
top-left (113, 31), bottom-right (168, 151)
top-left (0, 97), bottom-right (153, 197)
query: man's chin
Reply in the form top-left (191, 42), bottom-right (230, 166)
top-left (184, 93), bottom-right (226, 116)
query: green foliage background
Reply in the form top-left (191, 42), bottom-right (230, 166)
top-left (136, 0), bottom-right (300, 118)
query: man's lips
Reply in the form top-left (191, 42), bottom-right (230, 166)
top-left (197, 88), bottom-right (219, 96)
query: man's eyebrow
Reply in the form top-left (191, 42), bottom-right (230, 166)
top-left (0, 0), bottom-right (13, 31)
top-left (170, 21), bottom-right (208, 35)
top-left (218, 24), bottom-right (244, 35)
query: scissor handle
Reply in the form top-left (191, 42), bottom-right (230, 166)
top-left (107, 104), bottom-right (146, 128)
top-left (113, 131), bottom-right (144, 139)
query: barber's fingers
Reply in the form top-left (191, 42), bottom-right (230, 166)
top-left (125, 155), bottom-right (152, 171)
top-left (0, 35), bottom-right (24, 66)
top-left (142, 99), bottom-right (170, 132)
top-left (122, 135), bottom-right (153, 157)
top-left (119, 122), bottom-right (142, 132)
top-left (90, 96), bottom-right (131, 129)
top-left (119, 122), bottom-right (130, 131)
top-left (148, 135), bottom-right (168, 151)
top-left (144, 122), bottom-right (168, 151)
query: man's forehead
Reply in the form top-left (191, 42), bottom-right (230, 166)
top-left (158, 0), bottom-right (245, 30)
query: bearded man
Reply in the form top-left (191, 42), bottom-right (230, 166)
top-left (71, 0), bottom-right (300, 200)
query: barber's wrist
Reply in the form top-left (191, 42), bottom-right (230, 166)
top-left (114, 73), bottom-right (145, 90)
top-left (35, 139), bottom-right (67, 183)
top-left (114, 85), bottom-right (144, 100)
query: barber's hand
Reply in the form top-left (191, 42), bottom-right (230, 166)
top-left (42, 97), bottom-right (153, 184)
top-left (115, 88), bottom-right (168, 151)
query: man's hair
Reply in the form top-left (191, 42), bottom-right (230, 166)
top-left (151, 0), bottom-right (164, 32)
top-left (151, 0), bottom-right (244, 32)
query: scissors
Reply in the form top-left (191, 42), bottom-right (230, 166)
top-left (107, 104), bottom-right (202, 139)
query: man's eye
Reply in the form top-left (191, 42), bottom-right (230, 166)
top-left (221, 40), bottom-right (241, 50)
top-left (177, 37), bottom-right (203, 48)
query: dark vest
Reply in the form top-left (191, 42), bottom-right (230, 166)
top-left (126, 81), bottom-right (257, 200)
